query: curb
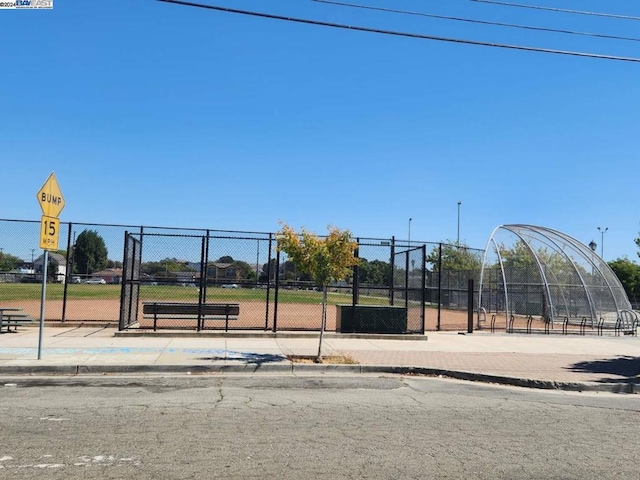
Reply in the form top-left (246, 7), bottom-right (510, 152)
top-left (0, 364), bottom-right (636, 393)
top-left (113, 331), bottom-right (429, 341)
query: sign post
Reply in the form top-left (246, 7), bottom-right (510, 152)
top-left (36, 173), bottom-right (65, 359)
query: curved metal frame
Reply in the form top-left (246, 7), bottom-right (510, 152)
top-left (512, 225), bottom-right (596, 325)
top-left (478, 225), bottom-right (632, 331)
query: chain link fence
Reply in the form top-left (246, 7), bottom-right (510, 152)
top-left (1, 219), bottom-right (484, 332)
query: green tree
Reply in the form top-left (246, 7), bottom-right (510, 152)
top-left (233, 260), bottom-right (256, 282)
top-left (106, 259), bottom-right (123, 269)
top-left (143, 258), bottom-right (194, 279)
top-left (74, 230), bottom-right (108, 275)
top-left (358, 259), bottom-right (391, 286)
top-left (0, 252), bottom-right (23, 272)
top-left (426, 241), bottom-right (482, 272)
top-left (608, 258), bottom-right (640, 303)
top-left (259, 259), bottom-right (277, 282)
top-left (277, 224), bottom-right (359, 361)
top-left (498, 240), bottom-right (535, 269)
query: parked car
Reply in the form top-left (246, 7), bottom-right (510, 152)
top-left (222, 284), bottom-right (239, 288)
top-left (85, 278), bottom-right (106, 285)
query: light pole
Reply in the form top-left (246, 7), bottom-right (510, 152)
top-left (457, 201), bottom-right (462, 244)
top-left (408, 218), bottom-right (412, 248)
top-left (597, 227), bottom-right (608, 259)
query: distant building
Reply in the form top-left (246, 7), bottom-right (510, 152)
top-left (207, 262), bottom-right (241, 284)
top-left (33, 252), bottom-right (67, 283)
top-left (91, 268), bottom-right (123, 284)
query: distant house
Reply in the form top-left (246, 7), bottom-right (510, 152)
top-left (92, 268), bottom-right (123, 285)
top-left (207, 262), bottom-right (241, 284)
top-left (34, 252), bottom-right (67, 283)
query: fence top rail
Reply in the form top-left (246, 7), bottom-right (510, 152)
top-left (130, 232), bottom-right (271, 241)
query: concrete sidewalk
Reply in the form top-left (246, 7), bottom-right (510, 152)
top-left (0, 325), bottom-right (638, 393)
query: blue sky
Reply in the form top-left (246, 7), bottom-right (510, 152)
top-left (2, 0), bottom-right (639, 262)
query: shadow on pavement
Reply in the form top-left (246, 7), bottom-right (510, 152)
top-left (570, 356), bottom-right (640, 383)
top-left (197, 352), bottom-right (287, 365)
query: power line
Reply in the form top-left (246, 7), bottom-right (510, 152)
top-left (471, 0), bottom-right (640, 21)
top-left (314, 0), bottom-right (640, 43)
top-left (156, 0), bottom-right (640, 63)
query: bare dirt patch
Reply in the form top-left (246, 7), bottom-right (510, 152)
top-left (5, 299), bottom-right (475, 332)
top-left (287, 355), bottom-right (358, 364)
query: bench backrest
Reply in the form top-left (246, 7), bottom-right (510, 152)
top-left (143, 303), bottom-right (240, 316)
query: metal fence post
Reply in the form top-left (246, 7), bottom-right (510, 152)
top-left (390, 236), bottom-right (395, 306)
top-left (352, 238), bottom-right (360, 307)
top-left (437, 243), bottom-right (442, 331)
top-left (273, 248), bottom-right (281, 332)
top-left (467, 278), bottom-right (474, 333)
top-left (404, 249), bottom-right (409, 313)
top-left (421, 244), bottom-right (426, 334)
top-left (197, 235), bottom-right (206, 331)
top-left (118, 230), bottom-right (129, 331)
top-left (61, 222), bottom-right (73, 323)
top-left (265, 234), bottom-right (272, 331)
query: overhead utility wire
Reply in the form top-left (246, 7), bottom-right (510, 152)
top-left (471, 0), bottom-right (640, 22)
top-left (314, 0), bottom-right (640, 43)
top-left (156, 0), bottom-right (640, 63)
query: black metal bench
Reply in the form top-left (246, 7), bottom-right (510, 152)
top-left (0, 309), bottom-right (36, 333)
top-left (142, 302), bottom-right (240, 331)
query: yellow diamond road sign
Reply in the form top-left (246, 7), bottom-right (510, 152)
top-left (37, 172), bottom-right (65, 218)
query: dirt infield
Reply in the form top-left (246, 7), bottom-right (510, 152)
top-left (4, 299), bottom-right (474, 331)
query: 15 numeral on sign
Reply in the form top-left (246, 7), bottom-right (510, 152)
top-left (40, 215), bottom-right (60, 250)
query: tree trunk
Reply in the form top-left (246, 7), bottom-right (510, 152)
top-left (316, 285), bottom-right (328, 362)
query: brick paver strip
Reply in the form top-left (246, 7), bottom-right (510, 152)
top-left (340, 350), bottom-right (638, 384)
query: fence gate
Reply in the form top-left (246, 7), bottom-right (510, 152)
top-left (119, 232), bottom-right (142, 329)
top-left (392, 245), bottom-right (426, 333)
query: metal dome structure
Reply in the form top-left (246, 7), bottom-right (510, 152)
top-left (478, 225), bottom-right (636, 331)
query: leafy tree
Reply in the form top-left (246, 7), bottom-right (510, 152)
top-left (74, 230), bottom-right (108, 275)
top-left (233, 260), bottom-right (256, 282)
top-left (216, 255), bottom-right (234, 264)
top-left (358, 259), bottom-right (391, 286)
top-left (498, 241), bottom-right (587, 284)
top-left (277, 224), bottom-right (359, 362)
top-left (426, 241), bottom-right (482, 272)
top-left (143, 258), bottom-right (194, 278)
top-left (497, 241), bottom-right (535, 269)
top-left (259, 259), bottom-right (277, 282)
top-left (0, 252), bottom-right (24, 272)
top-left (608, 258), bottom-right (640, 303)
top-left (106, 259), bottom-right (123, 269)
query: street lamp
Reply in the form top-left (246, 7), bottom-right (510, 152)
top-left (457, 201), bottom-right (462, 244)
top-left (597, 227), bottom-right (608, 259)
top-left (408, 218), bottom-right (412, 248)
top-left (588, 240), bottom-right (597, 279)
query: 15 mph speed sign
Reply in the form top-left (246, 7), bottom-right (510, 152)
top-left (36, 173), bottom-right (65, 251)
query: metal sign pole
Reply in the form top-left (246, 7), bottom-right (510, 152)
top-left (37, 250), bottom-right (48, 360)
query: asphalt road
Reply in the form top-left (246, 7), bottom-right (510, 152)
top-left (1, 374), bottom-right (638, 479)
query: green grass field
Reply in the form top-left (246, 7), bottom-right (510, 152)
top-left (0, 283), bottom-right (389, 306)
